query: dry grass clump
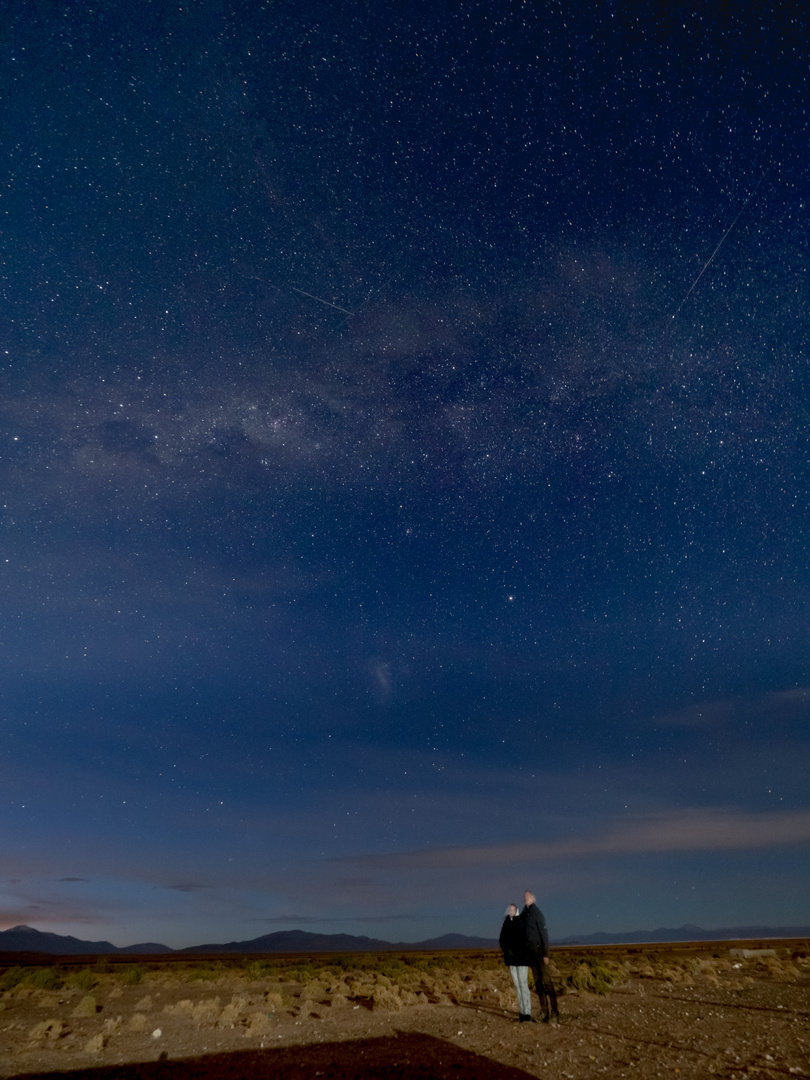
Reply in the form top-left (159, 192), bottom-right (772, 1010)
top-left (627, 959), bottom-right (657, 978)
top-left (72, 994), bottom-right (99, 1017)
top-left (282, 965), bottom-right (317, 983)
top-left (243, 960), bottom-right (282, 981)
top-left (118, 964), bottom-right (145, 985)
top-left (299, 978), bottom-right (330, 1000)
top-left (685, 957), bottom-right (723, 984)
top-left (70, 968), bottom-right (99, 992)
top-left (754, 955), bottom-right (799, 980)
top-left (0, 965), bottom-right (26, 991)
top-left (560, 957), bottom-right (621, 995)
top-left (3, 966), bottom-right (64, 993)
top-left (437, 971), bottom-right (479, 1004)
top-left (370, 985), bottom-right (403, 1011)
top-left (163, 996), bottom-right (222, 1024)
top-left (185, 962), bottom-right (229, 983)
top-left (219, 993), bottom-right (254, 1026)
top-left (243, 1011), bottom-right (275, 1037)
top-left (29, 1018), bottom-right (68, 1042)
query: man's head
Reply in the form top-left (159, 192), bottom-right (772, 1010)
top-left (524, 891), bottom-right (536, 906)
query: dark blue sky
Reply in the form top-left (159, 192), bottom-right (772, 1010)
top-left (2, 1), bottom-right (809, 948)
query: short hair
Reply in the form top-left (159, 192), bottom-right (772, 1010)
top-left (524, 891), bottom-right (536, 904)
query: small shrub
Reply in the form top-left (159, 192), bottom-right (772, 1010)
top-left (285, 966), bottom-right (315, 983)
top-left (188, 965), bottom-right (224, 982)
top-left (72, 994), bottom-right (98, 1017)
top-left (72, 968), bottom-right (98, 992)
top-left (219, 994), bottom-right (249, 1026)
top-left (29, 1018), bottom-right (68, 1041)
top-left (568, 959), bottom-right (617, 995)
top-left (244, 1011), bottom-right (274, 1037)
top-left (164, 997), bottom-right (222, 1025)
top-left (27, 968), bottom-right (64, 991)
top-left (378, 959), bottom-right (406, 980)
top-left (120, 965), bottom-right (144, 985)
top-left (408, 958), bottom-right (434, 974)
top-left (316, 966), bottom-right (341, 979)
top-left (299, 979), bottom-right (328, 1000)
top-left (245, 960), bottom-right (279, 981)
top-left (0, 966), bottom-right (26, 991)
top-left (371, 985), bottom-right (403, 1011)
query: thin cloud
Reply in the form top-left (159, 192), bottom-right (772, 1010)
top-left (656, 687), bottom-right (810, 729)
top-left (333, 808), bottom-right (810, 870)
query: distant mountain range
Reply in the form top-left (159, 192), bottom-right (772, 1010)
top-left (1, 922), bottom-right (808, 957)
top-left (177, 930), bottom-right (498, 954)
top-left (557, 923), bottom-right (810, 945)
top-left (0, 925), bottom-right (496, 956)
top-left (0, 926), bottom-right (173, 956)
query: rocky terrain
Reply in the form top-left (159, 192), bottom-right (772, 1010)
top-left (1, 941), bottom-right (808, 1079)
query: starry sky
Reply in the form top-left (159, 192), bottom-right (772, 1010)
top-left (2, 1), bottom-right (809, 949)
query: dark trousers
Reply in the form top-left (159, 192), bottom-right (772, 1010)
top-left (528, 950), bottom-right (558, 1017)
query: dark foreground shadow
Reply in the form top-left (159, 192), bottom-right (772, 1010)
top-left (10, 1032), bottom-right (539, 1080)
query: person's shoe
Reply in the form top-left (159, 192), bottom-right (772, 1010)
top-left (542, 1013), bottom-right (551, 1023)
top-left (518, 1013), bottom-right (530, 1022)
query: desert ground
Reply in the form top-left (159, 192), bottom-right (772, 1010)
top-left (1, 941), bottom-right (808, 1079)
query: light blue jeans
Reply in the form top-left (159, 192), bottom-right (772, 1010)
top-left (509, 965), bottom-right (531, 1015)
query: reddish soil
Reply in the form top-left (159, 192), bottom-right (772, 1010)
top-left (2, 943), bottom-right (809, 1079)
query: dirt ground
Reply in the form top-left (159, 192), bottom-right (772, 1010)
top-left (2, 942), bottom-right (809, 1079)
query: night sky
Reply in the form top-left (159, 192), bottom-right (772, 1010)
top-left (2, 2), bottom-right (809, 949)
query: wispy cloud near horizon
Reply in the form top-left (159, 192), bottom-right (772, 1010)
top-left (332, 808), bottom-right (810, 871)
top-left (654, 687), bottom-right (810, 729)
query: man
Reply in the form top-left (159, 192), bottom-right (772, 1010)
top-left (521, 890), bottom-right (559, 1022)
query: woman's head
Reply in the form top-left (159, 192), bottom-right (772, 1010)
top-left (505, 903), bottom-right (518, 917)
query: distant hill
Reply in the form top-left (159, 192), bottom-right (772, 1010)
top-left (558, 923), bottom-right (810, 945)
top-left (0, 924), bottom-right (496, 956)
top-left (178, 929), bottom-right (499, 954)
top-left (117, 941), bottom-right (176, 954)
top-left (0, 925), bottom-right (172, 956)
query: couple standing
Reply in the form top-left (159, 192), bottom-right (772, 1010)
top-left (499, 890), bottom-right (560, 1023)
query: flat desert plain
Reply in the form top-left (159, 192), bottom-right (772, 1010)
top-left (1, 941), bottom-right (808, 1079)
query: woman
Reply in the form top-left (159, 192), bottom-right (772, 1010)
top-left (499, 903), bottom-right (533, 1022)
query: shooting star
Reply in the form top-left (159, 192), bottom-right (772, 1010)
top-left (289, 286), bottom-right (354, 316)
top-left (672, 167), bottom-right (770, 319)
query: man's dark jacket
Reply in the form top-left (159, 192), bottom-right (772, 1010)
top-left (521, 902), bottom-right (550, 958)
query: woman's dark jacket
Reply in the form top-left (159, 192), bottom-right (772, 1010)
top-left (499, 915), bottom-right (531, 966)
